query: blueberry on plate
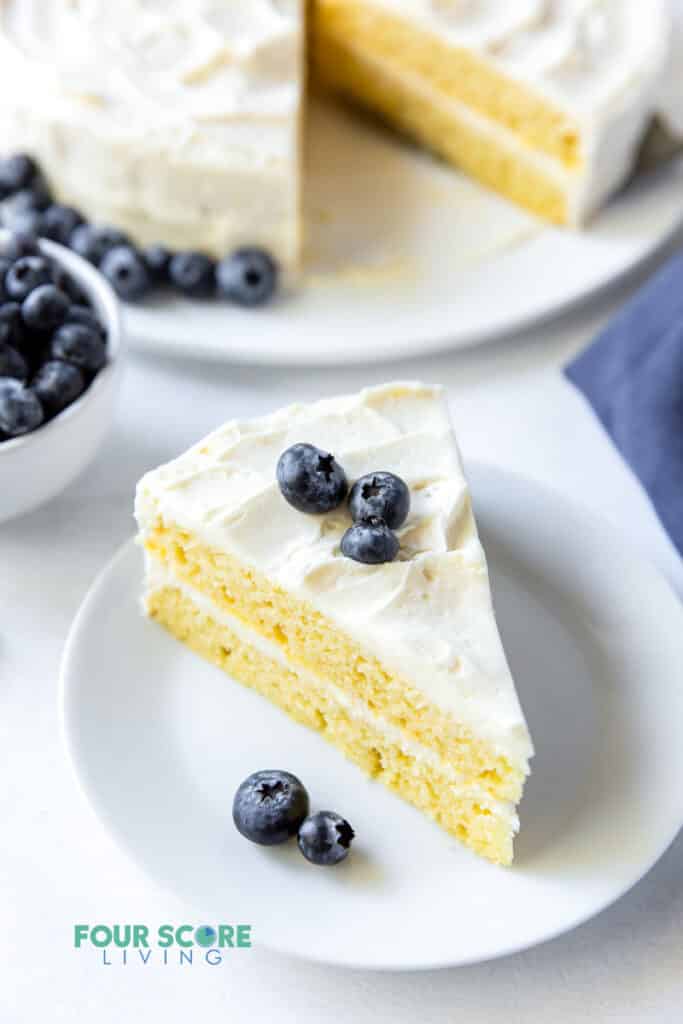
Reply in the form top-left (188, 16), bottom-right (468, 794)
top-left (277, 443), bottom-right (348, 514)
top-left (215, 248), bottom-right (278, 307)
top-left (0, 343), bottom-right (28, 381)
top-left (42, 204), bottom-right (84, 245)
top-left (50, 322), bottom-right (106, 374)
top-left (0, 377), bottom-right (43, 437)
top-left (142, 244), bottom-right (172, 284)
top-left (340, 519), bottom-right (400, 565)
top-left (4, 256), bottom-right (52, 302)
top-left (21, 284), bottom-right (70, 331)
top-left (348, 472), bottom-right (410, 530)
top-left (233, 770), bottom-right (310, 846)
top-left (31, 359), bottom-right (85, 418)
top-left (168, 251), bottom-right (216, 297)
top-left (68, 224), bottom-right (131, 266)
top-left (0, 153), bottom-right (38, 197)
top-left (297, 811), bottom-right (355, 866)
top-left (100, 245), bottom-right (151, 301)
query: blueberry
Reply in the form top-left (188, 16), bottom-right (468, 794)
top-left (50, 322), bottom-right (106, 373)
top-left (0, 153), bottom-right (38, 197)
top-left (169, 251), bottom-right (215, 297)
top-left (100, 244), bottom-right (150, 301)
top-left (0, 232), bottom-right (40, 261)
top-left (3, 207), bottom-right (44, 239)
top-left (277, 443), bottom-right (348, 514)
top-left (142, 244), bottom-right (171, 284)
top-left (0, 259), bottom-right (11, 301)
top-left (0, 377), bottom-right (43, 437)
top-left (21, 284), bottom-right (70, 331)
top-left (5, 183), bottom-right (52, 214)
top-left (348, 472), bottom-right (410, 530)
top-left (0, 302), bottom-right (23, 348)
top-left (0, 343), bottom-right (28, 380)
top-left (4, 256), bottom-right (52, 301)
top-left (31, 359), bottom-right (85, 418)
top-left (297, 811), bottom-right (355, 866)
top-left (51, 267), bottom-right (88, 306)
top-left (340, 519), bottom-right (400, 564)
top-left (66, 304), bottom-right (106, 338)
top-left (69, 224), bottom-right (130, 265)
top-left (232, 770), bottom-right (310, 846)
top-left (42, 204), bottom-right (84, 245)
top-left (215, 248), bottom-right (278, 307)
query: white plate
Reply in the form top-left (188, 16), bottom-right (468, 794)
top-left (60, 465), bottom-right (683, 970)
top-left (125, 100), bottom-right (683, 365)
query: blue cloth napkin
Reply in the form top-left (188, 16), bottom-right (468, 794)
top-left (565, 249), bottom-right (683, 555)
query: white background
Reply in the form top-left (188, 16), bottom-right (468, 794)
top-left (2, 217), bottom-right (683, 1021)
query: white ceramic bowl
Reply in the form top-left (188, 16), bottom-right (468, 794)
top-left (0, 237), bottom-right (123, 524)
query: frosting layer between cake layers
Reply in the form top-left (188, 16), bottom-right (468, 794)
top-left (0, 0), bottom-right (303, 263)
top-left (135, 382), bottom-right (533, 771)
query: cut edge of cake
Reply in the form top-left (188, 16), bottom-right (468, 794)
top-left (311, 0), bottom-right (669, 226)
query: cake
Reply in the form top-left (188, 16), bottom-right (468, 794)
top-left (0, 0), bottom-right (303, 265)
top-left (312, 0), bottom-right (670, 226)
top-left (0, 1), bottom-right (674, 279)
top-left (135, 383), bottom-right (534, 865)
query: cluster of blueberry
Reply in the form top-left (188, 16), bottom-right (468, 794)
top-left (233, 770), bottom-right (354, 866)
top-left (0, 232), bottom-right (107, 441)
top-left (277, 442), bottom-right (411, 564)
top-left (0, 152), bottom-right (279, 307)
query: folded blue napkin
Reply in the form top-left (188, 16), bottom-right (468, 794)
top-left (565, 249), bottom-right (683, 556)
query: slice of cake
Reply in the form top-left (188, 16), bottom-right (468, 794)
top-left (311, 0), bottom-right (669, 225)
top-left (135, 383), bottom-right (533, 865)
top-left (0, 1), bottom-right (304, 266)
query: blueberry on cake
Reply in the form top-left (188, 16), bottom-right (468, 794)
top-left (135, 383), bottom-right (533, 865)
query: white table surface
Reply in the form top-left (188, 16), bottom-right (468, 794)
top-left (2, 222), bottom-right (683, 1022)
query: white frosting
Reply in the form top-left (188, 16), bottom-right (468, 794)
top-left (136, 382), bottom-right (533, 768)
top-left (355, 0), bottom-right (671, 222)
top-left (0, 0), bottom-right (303, 261)
top-left (144, 555), bottom-right (519, 832)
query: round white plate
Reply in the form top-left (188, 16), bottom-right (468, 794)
top-left (125, 101), bottom-right (683, 365)
top-left (60, 465), bottom-right (683, 970)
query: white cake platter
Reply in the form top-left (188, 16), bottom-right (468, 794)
top-left (123, 100), bottom-right (683, 366)
top-left (59, 465), bottom-right (683, 970)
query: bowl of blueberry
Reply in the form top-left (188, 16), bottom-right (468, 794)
top-left (0, 223), bottom-right (122, 524)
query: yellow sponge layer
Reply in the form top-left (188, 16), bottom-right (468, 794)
top-left (312, 0), bottom-right (581, 168)
top-left (147, 583), bottom-right (515, 865)
top-left (144, 523), bottom-right (526, 805)
top-left (311, 29), bottom-right (569, 224)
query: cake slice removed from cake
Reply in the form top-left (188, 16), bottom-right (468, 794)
top-left (135, 383), bottom-right (533, 865)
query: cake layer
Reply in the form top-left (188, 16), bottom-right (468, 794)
top-left (312, 0), bottom-right (669, 225)
top-left (313, 0), bottom-right (582, 167)
top-left (145, 576), bottom-right (518, 865)
top-left (135, 383), bottom-right (533, 780)
top-left (142, 524), bottom-right (525, 804)
top-left (0, 0), bottom-right (303, 264)
top-left (314, 31), bottom-right (570, 224)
